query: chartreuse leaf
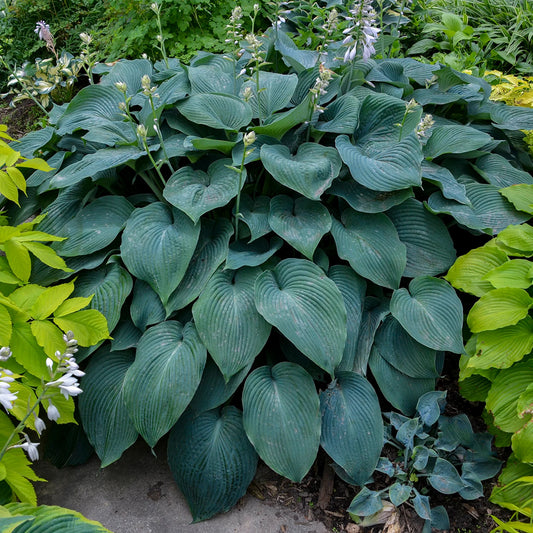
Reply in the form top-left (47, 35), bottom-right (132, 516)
top-left (79, 349), bottom-right (138, 467)
top-left (3, 503), bottom-right (113, 532)
top-left (320, 372), bottom-right (383, 485)
top-left (166, 219), bottom-right (233, 315)
top-left (512, 413), bottom-right (533, 463)
top-left (10, 322), bottom-right (48, 377)
top-left (193, 267), bottom-right (270, 380)
top-left (163, 159), bottom-right (243, 224)
top-left (484, 259), bottom-right (533, 289)
top-left (120, 203), bottom-right (200, 305)
top-left (387, 198), bottom-right (456, 277)
top-left (467, 288), bottom-right (533, 333)
top-left (331, 209), bottom-right (406, 290)
top-left (177, 93), bottom-right (253, 131)
top-left (470, 317), bottom-right (533, 370)
top-left (486, 361), bottom-right (533, 433)
top-left (54, 196), bottom-right (134, 256)
top-left (31, 281), bottom-right (75, 320)
top-left (329, 266), bottom-right (366, 372)
top-left (22, 241), bottom-right (71, 273)
top-left (124, 321), bottom-right (206, 447)
top-left (167, 406), bottom-right (258, 523)
top-left (446, 241), bottom-right (509, 297)
top-left (53, 309), bottom-right (109, 347)
top-left (496, 224), bottom-right (533, 256)
top-left (254, 258), bottom-right (346, 376)
top-left (490, 456), bottom-right (533, 511)
top-left (391, 276), bottom-right (464, 353)
top-left (30, 320), bottom-right (66, 358)
top-left (0, 304), bottom-right (12, 345)
top-left (500, 184), bottom-right (533, 215)
top-left (260, 143), bottom-right (342, 200)
top-left (242, 362), bottom-right (321, 482)
top-left (268, 195), bottom-right (331, 260)
top-left (336, 134), bottom-right (422, 192)
top-left (423, 125), bottom-right (492, 159)
top-left (4, 240), bottom-right (31, 282)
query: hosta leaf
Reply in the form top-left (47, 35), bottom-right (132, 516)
top-left (124, 321), bottom-right (206, 447)
top-left (429, 458), bottom-right (466, 494)
top-left (315, 94), bottom-right (361, 134)
top-left (98, 58), bottom-right (153, 95)
top-left (336, 134), bottom-right (422, 192)
top-left (484, 259), bottom-right (533, 289)
top-left (56, 85), bottom-right (123, 135)
top-left (471, 317), bottom-right (533, 370)
top-left (110, 319), bottom-right (142, 352)
top-left (389, 483), bottom-right (412, 506)
top-left (260, 143), bottom-right (342, 200)
top-left (329, 266), bottom-right (366, 372)
top-left (235, 194), bottom-right (271, 242)
top-left (254, 258), bottom-right (346, 376)
top-left (241, 72), bottom-right (298, 118)
top-left (387, 198), bottom-right (456, 277)
top-left (53, 197), bottom-right (133, 256)
top-left (467, 288), bottom-right (533, 333)
top-left (274, 30), bottom-right (319, 70)
top-left (331, 209), bottom-right (406, 290)
top-left (421, 161), bottom-right (470, 205)
top-left (500, 184), bottom-right (533, 215)
top-left (390, 276), bottom-right (464, 353)
top-left (192, 267), bottom-right (271, 380)
top-left (328, 178), bottom-right (414, 214)
top-left (72, 262), bottom-right (133, 333)
top-left (79, 349), bottom-right (138, 467)
top-left (225, 236), bottom-right (282, 270)
top-left (445, 241), bottom-right (509, 297)
top-left (163, 159), bottom-right (243, 224)
top-left (347, 487), bottom-right (383, 517)
top-left (176, 94), bottom-right (252, 131)
top-left (486, 361), bottom-right (533, 433)
top-left (167, 406), bottom-right (257, 522)
top-left (242, 362), bottom-right (321, 482)
top-left (320, 372), bottom-right (383, 485)
top-left (423, 125), bottom-right (492, 159)
top-left (512, 416), bottom-right (533, 463)
top-left (490, 457), bottom-right (533, 510)
top-left (188, 63), bottom-right (238, 95)
top-left (474, 154), bottom-right (533, 188)
top-left (496, 224), bottom-right (533, 256)
top-left (166, 219), bottom-right (233, 315)
top-left (268, 195), bottom-right (331, 260)
top-left (374, 316), bottom-right (439, 379)
top-left (130, 280), bottom-right (166, 331)
top-left (490, 103), bottom-right (533, 130)
top-left (120, 203), bottom-right (200, 305)
top-left (188, 356), bottom-right (252, 413)
top-left (50, 146), bottom-right (146, 189)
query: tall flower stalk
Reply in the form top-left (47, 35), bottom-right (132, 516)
top-left (151, 2), bottom-right (169, 68)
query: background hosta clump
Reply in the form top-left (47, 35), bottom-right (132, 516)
top-left (5, 15), bottom-right (533, 522)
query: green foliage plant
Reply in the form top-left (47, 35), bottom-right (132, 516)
top-left (348, 391), bottom-right (502, 532)
top-left (9, 13), bottom-right (533, 522)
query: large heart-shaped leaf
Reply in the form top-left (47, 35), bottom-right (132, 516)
top-left (120, 203), bottom-right (200, 305)
top-left (390, 276), bottom-right (464, 353)
top-left (254, 258), bottom-right (346, 376)
top-left (98, 58), bottom-right (153, 95)
top-left (72, 261), bottom-right (133, 333)
top-left (235, 194), bottom-right (271, 242)
top-left (177, 94), bottom-right (252, 131)
top-left (166, 219), bottom-right (233, 315)
top-left (167, 406), bottom-right (258, 522)
top-left (242, 362), bottom-right (321, 482)
top-left (473, 154), bottom-right (533, 188)
top-left (331, 209), bottom-right (406, 290)
top-left (79, 349), bottom-right (138, 467)
top-left (163, 159), bottom-right (243, 224)
top-left (387, 198), bottom-right (456, 277)
top-left (320, 372), bottom-right (383, 485)
top-left (329, 265), bottom-right (366, 373)
top-left (123, 321), bottom-right (206, 447)
top-left (188, 63), bottom-right (238, 95)
top-left (192, 267), bottom-right (271, 380)
top-left (421, 161), bottom-right (470, 205)
top-left (423, 125), bottom-right (492, 159)
top-left (129, 280), bottom-right (166, 331)
top-left (225, 236), bottom-right (282, 270)
top-left (260, 143), bottom-right (342, 200)
top-left (268, 195), bottom-right (331, 259)
top-left (336, 134), bottom-right (423, 192)
top-left (315, 94), bottom-right (361, 134)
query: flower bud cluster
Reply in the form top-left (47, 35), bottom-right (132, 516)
top-left (416, 114), bottom-right (435, 139)
top-left (342, 0), bottom-right (379, 62)
top-left (141, 74), bottom-right (158, 97)
top-left (310, 64), bottom-right (334, 112)
top-left (226, 7), bottom-right (244, 46)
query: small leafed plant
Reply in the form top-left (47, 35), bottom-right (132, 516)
top-left (348, 391), bottom-right (502, 532)
top-left (7, 11), bottom-right (533, 523)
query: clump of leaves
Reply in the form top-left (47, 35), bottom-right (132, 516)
top-left (348, 391), bottom-right (502, 532)
top-left (8, 18), bottom-right (533, 522)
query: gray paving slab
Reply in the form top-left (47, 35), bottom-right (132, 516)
top-left (34, 440), bottom-right (330, 533)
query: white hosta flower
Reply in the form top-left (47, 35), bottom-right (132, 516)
top-left (0, 346), bottom-right (12, 362)
top-left (243, 131), bottom-right (256, 146)
top-left (34, 416), bottom-right (46, 435)
top-left (416, 113), bottom-right (435, 139)
top-left (0, 368), bottom-right (17, 411)
top-left (34, 20), bottom-right (51, 41)
top-left (79, 32), bottom-right (92, 45)
top-left (12, 435), bottom-right (39, 461)
top-left (47, 401), bottom-right (61, 422)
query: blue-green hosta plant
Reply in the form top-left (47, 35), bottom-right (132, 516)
top-left (6, 17), bottom-right (533, 521)
top-left (348, 391), bottom-right (502, 532)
